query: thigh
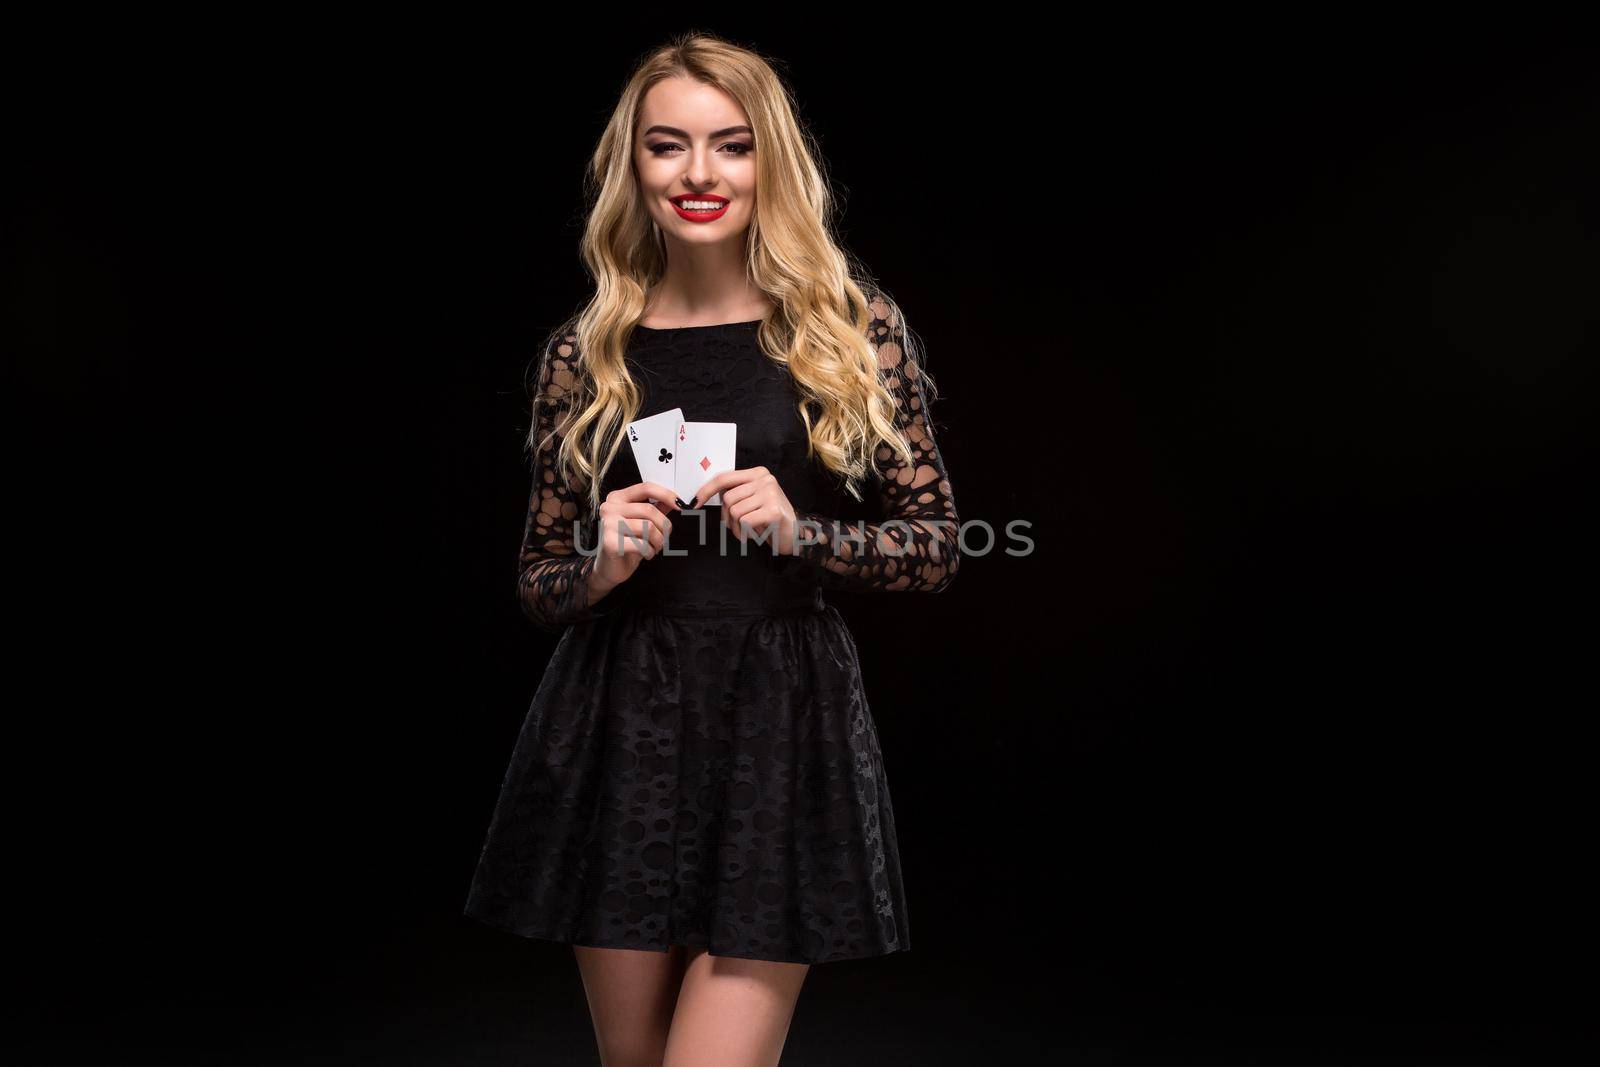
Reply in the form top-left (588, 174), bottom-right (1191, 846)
top-left (574, 944), bottom-right (692, 1067)
top-left (663, 948), bottom-right (810, 1067)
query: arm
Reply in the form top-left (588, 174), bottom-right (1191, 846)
top-left (783, 295), bottom-right (961, 593)
top-left (516, 328), bottom-right (619, 632)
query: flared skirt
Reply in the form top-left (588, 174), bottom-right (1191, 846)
top-left (462, 604), bottom-right (910, 965)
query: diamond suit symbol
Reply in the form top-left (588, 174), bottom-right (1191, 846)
top-left (699, 456), bottom-right (710, 471)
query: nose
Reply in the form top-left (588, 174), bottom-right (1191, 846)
top-left (683, 147), bottom-right (717, 189)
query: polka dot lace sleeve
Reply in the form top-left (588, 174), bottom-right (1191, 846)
top-left (515, 327), bottom-right (619, 633)
top-left (784, 295), bottom-right (961, 593)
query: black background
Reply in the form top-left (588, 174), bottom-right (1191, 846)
top-left (7, 15), bottom-right (1596, 1066)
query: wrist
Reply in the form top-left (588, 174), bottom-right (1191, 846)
top-left (584, 562), bottom-right (616, 601)
top-left (789, 512), bottom-right (827, 556)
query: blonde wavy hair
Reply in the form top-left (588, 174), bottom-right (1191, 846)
top-left (529, 30), bottom-right (939, 512)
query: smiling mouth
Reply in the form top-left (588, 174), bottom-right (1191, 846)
top-left (674, 197), bottom-right (727, 211)
top-left (670, 196), bottom-right (730, 222)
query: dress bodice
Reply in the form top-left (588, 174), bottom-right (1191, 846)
top-left (515, 291), bottom-right (960, 633)
top-left (594, 321), bottom-right (837, 616)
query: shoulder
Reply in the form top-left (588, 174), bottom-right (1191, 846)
top-left (531, 316), bottom-right (584, 401)
top-left (860, 286), bottom-right (914, 367)
top-left (543, 315), bottom-right (582, 365)
top-left (858, 286), bottom-right (920, 381)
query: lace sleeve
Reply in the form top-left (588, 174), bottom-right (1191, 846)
top-left (515, 326), bottom-right (618, 633)
top-left (783, 293), bottom-right (961, 593)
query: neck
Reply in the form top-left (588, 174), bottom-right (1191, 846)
top-left (647, 239), bottom-right (771, 323)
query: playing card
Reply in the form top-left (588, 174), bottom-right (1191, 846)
top-left (675, 421), bottom-right (737, 506)
top-left (625, 408), bottom-right (684, 493)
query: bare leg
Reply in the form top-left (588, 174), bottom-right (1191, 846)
top-left (574, 944), bottom-right (692, 1067)
top-left (662, 947), bottom-right (810, 1067)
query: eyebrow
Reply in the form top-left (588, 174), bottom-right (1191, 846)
top-left (642, 124), bottom-right (754, 140)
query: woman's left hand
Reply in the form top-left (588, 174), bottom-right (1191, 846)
top-left (688, 466), bottom-right (800, 556)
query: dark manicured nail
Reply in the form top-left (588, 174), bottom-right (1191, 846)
top-left (687, 496), bottom-right (699, 509)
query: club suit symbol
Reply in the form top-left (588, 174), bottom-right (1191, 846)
top-left (657, 447), bottom-right (674, 465)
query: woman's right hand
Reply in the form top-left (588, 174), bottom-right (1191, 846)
top-left (589, 481), bottom-right (680, 597)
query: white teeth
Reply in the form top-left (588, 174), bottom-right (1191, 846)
top-left (677, 200), bottom-right (725, 211)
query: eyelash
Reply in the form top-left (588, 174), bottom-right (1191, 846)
top-left (647, 143), bottom-right (753, 157)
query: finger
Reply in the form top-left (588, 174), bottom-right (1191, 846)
top-left (623, 522), bottom-right (665, 557)
top-left (601, 503), bottom-right (672, 543)
top-left (739, 505), bottom-right (779, 530)
top-left (619, 502), bottom-right (673, 536)
top-left (718, 481), bottom-right (760, 511)
top-left (732, 507), bottom-right (775, 539)
top-left (607, 512), bottom-right (665, 551)
top-left (686, 473), bottom-right (718, 509)
top-left (618, 481), bottom-right (681, 511)
top-left (640, 523), bottom-right (664, 557)
top-left (610, 505), bottom-right (671, 541)
top-left (724, 501), bottom-right (768, 541)
top-left (687, 467), bottom-right (757, 508)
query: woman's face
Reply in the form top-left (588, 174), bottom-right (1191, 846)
top-left (636, 76), bottom-right (757, 246)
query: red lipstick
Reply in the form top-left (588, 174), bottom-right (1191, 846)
top-left (670, 194), bottom-right (730, 223)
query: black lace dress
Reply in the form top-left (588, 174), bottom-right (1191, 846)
top-left (463, 295), bottom-right (960, 964)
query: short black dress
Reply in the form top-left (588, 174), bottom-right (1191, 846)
top-left (463, 293), bottom-right (959, 964)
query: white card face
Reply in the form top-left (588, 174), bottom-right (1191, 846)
top-left (626, 408), bottom-right (684, 492)
top-left (675, 422), bottom-right (737, 506)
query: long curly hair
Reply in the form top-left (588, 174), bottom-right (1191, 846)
top-left (530, 30), bottom-right (938, 512)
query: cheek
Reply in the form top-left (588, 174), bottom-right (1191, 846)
top-left (638, 156), bottom-right (674, 186)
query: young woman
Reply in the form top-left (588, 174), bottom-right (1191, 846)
top-left (464, 32), bottom-right (960, 1067)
